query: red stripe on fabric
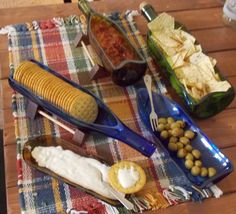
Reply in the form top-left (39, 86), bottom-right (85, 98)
top-left (69, 186), bottom-right (106, 214)
top-left (17, 159), bottom-right (23, 179)
top-left (148, 159), bottom-right (164, 192)
top-left (41, 28), bottom-right (71, 137)
top-left (41, 29), bottom-right (69, 75)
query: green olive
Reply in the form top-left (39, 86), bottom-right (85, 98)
top-left (171, 128), bottom-right (184, 137)
top-left (194, 160), bottom-right (202, 167)
top-left (158, 118), bottom-right (167, 124)
top-left (200, 167), bottom-right (208, 177)
top-left (170, 122), bottom-right (181, 129)
top-left (167, 117), bottom-right (175, 124)
top-left (192, 149), bottom-right (201, 159)
top-left (185, 153), bottom-right (194, 161)
top-left (157, 124), bottom-right (165, 132)
top-left (160, 130), bottom-right (169, 139)
top-left (168, 142), bottom-right (178, 151)
top-left (177, 148), bottom-right (187, 158)
top-left (179, 137), bottom-right (190, 145)
top-left (176, 120), bottom-right (185, 128)
top-left (185, 145), bottom-right (193, 152)
top-left (184, 130), bottom-right (195, 139)
top-left (191, 166), bottom-right (201, 176)
top-left (176, 142), bottom-right (184, 150)
top-left (168, 130), bottom-right (173, 136)
top-left (208, 167), bottom-right (217, 177)
top-left (169, 137), bottom-right (178, 144)
top-left (185, 159), bottom-right (194, 169)
top-left (165, 124), bottom-right (170, 130)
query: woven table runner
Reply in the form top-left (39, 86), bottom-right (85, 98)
top-left (7, 12), bottom-right (206, 214)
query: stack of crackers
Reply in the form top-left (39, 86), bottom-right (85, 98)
top-left (13, 61), bottom-right (98, 123)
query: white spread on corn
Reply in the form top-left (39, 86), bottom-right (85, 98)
top-left (148, 13), bottom-right (231, 100)
top-left (117, 166), bottom-right (140, 188)
top-left (31, 146), bottom-right (116, 200)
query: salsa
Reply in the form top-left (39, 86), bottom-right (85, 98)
top-left (91, 16), bottom-right (138, 66)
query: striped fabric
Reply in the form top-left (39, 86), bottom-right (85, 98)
top-left (9, 13), bottom-right (193, 214)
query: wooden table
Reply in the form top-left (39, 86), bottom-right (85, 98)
top-left (1, 0), bottom-right (236, 213)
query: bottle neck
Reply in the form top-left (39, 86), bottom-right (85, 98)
top-left (78, 0), bottom-right (92, 16)
top-left (140, 2), bottom-right (158, 22)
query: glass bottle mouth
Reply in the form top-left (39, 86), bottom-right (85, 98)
top-left (78, 0), bottom-right (92, 16)
top-left (223, 0), bottom-right (236, 21)
top-left (139, 2), bottom-right (157, 22)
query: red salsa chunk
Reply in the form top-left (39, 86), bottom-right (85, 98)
top-left (91, 16), bottom-right (138, 66)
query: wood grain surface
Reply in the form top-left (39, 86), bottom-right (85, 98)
top-left (1, 0), bottom-right (236, 213)
top-left (0, 0), bottom-right (64, 9)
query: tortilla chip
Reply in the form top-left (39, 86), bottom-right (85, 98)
top-left (148, 12), bottom-right (175, 32)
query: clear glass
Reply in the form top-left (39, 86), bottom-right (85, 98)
top-left (223, 0), bottom-right (236, 27)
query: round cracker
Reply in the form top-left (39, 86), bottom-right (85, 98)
top-left (108, 161), bottom-right (146, 194)
top-left (54, 84), bottom-right (72, 109)
top-left (40, 75), bottom-right (55, 99)
top-left (32, 72), bottom-right (49, 96)
top-left (69, 93), bottom-right (98, 123)
top-left (64, 87), bottom-right (82, 112)
top-left (48, 79), bottom-right (65, 105)
top-left (14, 61), bottom-right (32, 81)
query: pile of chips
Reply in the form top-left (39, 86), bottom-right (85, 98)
top-left (148, 13), bottom-right (231, 100)
top-left (13, 61), bottom-right (98, 123)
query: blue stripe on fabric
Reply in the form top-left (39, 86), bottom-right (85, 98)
top-left (35, 29), bottom-right (44, 61)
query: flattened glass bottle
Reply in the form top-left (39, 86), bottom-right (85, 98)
top-left (139, 2), bottom-right (235, 118)
top-left (78, 0), bottom-right (147, 86)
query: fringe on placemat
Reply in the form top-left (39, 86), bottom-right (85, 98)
top-left (210, 185), bottom-right (223, 198)
top-left (0, 14), bottom-right (86, 36)
top-left (134, 192), bottom-right (170, 211)
top-left (130, 183), bottom-right (224, 212)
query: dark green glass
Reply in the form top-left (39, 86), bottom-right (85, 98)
top-left (140, 2), bottom-right (235, 118)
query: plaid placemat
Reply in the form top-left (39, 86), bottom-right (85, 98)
top-left (7, 12), bottom-right (206, 214)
